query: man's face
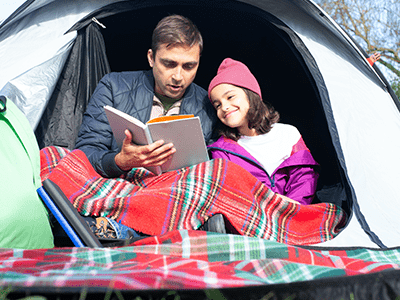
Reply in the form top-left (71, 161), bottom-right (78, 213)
top-left (147, 43), bottom-right (200, 99)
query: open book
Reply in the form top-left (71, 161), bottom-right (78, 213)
top-left (104, 105), bottom-right (209, 175)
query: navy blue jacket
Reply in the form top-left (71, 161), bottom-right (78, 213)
top-left (75, 70), bottom-right (217, 178)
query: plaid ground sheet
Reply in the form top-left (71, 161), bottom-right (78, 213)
top-left (40, 146), bottom-right (346, 245)
top-left (1, 230), bottom-right (400, 291)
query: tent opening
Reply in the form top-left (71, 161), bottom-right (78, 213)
top-left (35, 1), bottom-right (351, 215)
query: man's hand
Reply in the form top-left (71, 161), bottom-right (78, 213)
top-left (115, 129), bottom-right (176, 171)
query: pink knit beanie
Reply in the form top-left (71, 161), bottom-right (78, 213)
top-left (208, 58), bottom-right (262, 100)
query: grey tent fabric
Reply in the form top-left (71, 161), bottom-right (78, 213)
top-left (35, 23), bottom-right (111, 149)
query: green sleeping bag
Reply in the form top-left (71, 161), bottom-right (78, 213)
top-left (0, 96), bottom-right (54, 249)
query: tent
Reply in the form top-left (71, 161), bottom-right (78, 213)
top-left (2, 0), bottom-right (400, 298)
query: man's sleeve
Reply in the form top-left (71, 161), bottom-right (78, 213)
top-left (75, 75), bottom-right (125, 178)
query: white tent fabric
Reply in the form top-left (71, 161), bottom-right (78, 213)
top-left (1, 0), bottom-right (399, 249)
top-left (0, 1), bottom-right (26, 25)
top-left (0, 0), bottom-right (120, 128)
top-left (314, 48), bottom-right (400, 248)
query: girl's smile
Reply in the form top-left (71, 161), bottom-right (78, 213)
top-left (223, 107), bottom-right (239, 119)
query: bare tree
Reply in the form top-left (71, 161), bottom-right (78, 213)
top-left (314, 0), bottom-right (400, 96)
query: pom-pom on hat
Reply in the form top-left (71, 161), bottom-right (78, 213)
top-left (208, 58), bottom-right (262, 100)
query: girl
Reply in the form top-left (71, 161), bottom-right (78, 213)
top-left (207, 58), bottom-right (319, 205)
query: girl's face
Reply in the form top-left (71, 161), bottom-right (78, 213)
top-left (210, 84), bottom-right (257, 136)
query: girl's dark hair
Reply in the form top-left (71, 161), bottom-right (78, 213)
top-left (216, 88), bottom-right (280, 141)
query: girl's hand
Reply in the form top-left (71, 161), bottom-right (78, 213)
top-left (279, 194), bottom-right (300, 205)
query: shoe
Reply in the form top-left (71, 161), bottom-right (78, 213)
top-left (84, 216), bottom-right (141, 239)
top-left (199, 214), bottom-right (226, 234)
top-left (83, 216), bottom-right (150, 247)
top-left (84, 216), bottom-right (118, 239)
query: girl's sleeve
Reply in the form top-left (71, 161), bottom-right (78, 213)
top-left (209, 148), bottom-right (231, 160)
top-left (284, 165), bottom-right (319, 205)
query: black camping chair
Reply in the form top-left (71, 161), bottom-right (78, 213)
top-left (38, 179), bottom-right (145, 248)
top-left (37, 179), bottom-right (102, 247)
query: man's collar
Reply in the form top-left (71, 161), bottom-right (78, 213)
top-left (154, 92), bottom-right (181, 104)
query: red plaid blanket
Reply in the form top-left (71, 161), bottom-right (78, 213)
top-left (40, 146), bottom-right (346, 245)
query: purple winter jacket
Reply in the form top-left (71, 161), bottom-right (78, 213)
top-left (208, 135), bottom-right (319, 205)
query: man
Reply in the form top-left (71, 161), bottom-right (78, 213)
top-left (75, 15), bottom-right (217, 178)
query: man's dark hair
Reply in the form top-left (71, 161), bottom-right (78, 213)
top-left (216, 88), bottom-right (280, 141)
top-left (152, 15), bottom-right (203, 55)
